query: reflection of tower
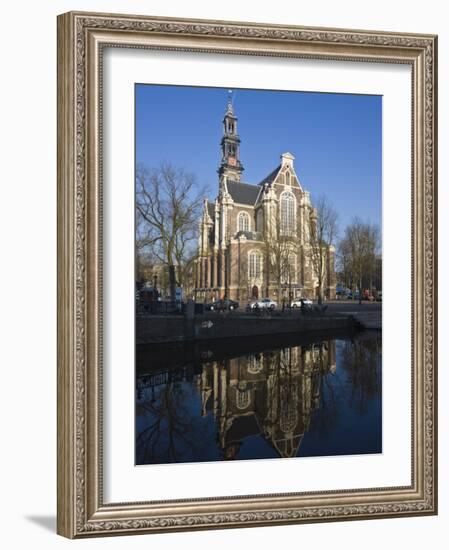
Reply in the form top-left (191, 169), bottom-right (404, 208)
top-left (264, 347), bottom-right (304, 458)
top-left (196, 340), bottom-right (337, 460)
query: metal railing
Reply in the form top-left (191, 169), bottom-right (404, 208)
top-left (136, 300), bottom-right (329, 317)
top-left (136, 300), bottom-right (183, 316)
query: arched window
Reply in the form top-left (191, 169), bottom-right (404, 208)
top-left (237, 211), bottom-right (250, 232)
top-left (281, 191), bottom-right (296, 236)
top-left (247, 354), bottom-right (263, 374)
top-left (236, 388), bottom-right (251, 410)
top-left (248, 250), bottom-right (262, 278)
top-left (280, 383), bottom-right (298, 433)
top-left (285, 170), bottom-right (291, 186)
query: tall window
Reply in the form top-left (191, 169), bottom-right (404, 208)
top-left (280, 384), bottom-right (298, 434)
top-left (247, 354), bottom-right (263, 374)
top-left (285, 170), bottom-right (291, 186)
top-left (281, 191), bottom-right (296, 235)
top-left (236, 388), bottom-right (251, 410)
top-left (238, 211), bottom-right (250, 232)
top-left (249, 251), bottom-right (262, 278)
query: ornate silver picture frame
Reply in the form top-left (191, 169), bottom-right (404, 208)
top-left (57, 11), bottom-right (437, 538)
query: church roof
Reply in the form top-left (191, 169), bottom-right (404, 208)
top-left (258, 164), bottom-right (281, 186)
top-left (227, 180), bottom-right (260, 205)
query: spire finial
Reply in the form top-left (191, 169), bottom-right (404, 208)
top-left (227, 89), bottom-right (234, 113)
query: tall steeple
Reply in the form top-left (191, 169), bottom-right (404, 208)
top-left (218, 91), bottom-right (244, 182)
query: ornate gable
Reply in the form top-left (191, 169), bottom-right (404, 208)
top-left (258, 152), bottom-right (303, 193)
top-left (275, 153), bottom-right (302, 191)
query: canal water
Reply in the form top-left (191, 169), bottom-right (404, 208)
top-left (136, 331), bottom-right (382, 465)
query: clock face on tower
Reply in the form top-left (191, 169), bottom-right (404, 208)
top-left (228, 157), bottom-right (236, 166)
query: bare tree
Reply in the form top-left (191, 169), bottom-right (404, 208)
top-left (338, 218), bottom-right (380, 304)
top-left (307, 195), bottom-right (339, 304)
top-left (336, 237), bottom-right (353, 290)
top-left (136, 377), bottom-right (213, 464)
top-left (136, 246), bottom-right (153, 284)
top-left (262, 207), bottom-right (296, 304)
top-left (136, 163), bottom-right (207, 300)
top-left (176, 253), bottom-right (198, 299)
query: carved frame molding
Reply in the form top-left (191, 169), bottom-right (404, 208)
top-left (57, 11), bottom-right (437, 538)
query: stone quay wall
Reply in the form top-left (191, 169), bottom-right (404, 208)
top-left (136, 313), bottom-right (356, 345)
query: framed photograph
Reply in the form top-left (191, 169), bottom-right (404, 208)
top-left (57, 11), bottom-right (438, 538)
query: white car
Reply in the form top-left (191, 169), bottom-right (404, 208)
top-left (290, 298), bottom-right (313, 308)
top-left (249, 298), bottom-right (277, 310)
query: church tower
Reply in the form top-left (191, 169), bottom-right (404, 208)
top-left (218, 93), bottom-right (244, 182)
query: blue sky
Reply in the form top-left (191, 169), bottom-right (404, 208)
top-left (135, 84), bottom-right (382, 233)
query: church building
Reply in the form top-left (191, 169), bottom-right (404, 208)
top-left (194, 98), bottom-right (336, 303)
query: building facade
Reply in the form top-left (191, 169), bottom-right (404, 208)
top-left (195, 99), bottom-right (336, 303)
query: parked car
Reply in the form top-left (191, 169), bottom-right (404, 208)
top-left (336, 286), bottom-right (352, 300)
top-left (248, 298), bottom-right (277, 310)
top-left (208, 299), bottom-right (239, 311)
top-left (290, 298), bottom-right (313, 308)
top-left (336, 283), bottom-right (347, 296)
top-left (139, 286), bottom-right (160, 302)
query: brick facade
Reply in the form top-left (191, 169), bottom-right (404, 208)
top-left (194, 100), bottom-right (336, 304)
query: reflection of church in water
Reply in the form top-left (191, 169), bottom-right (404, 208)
top-left (197, 340), bottom-right (336, 459)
